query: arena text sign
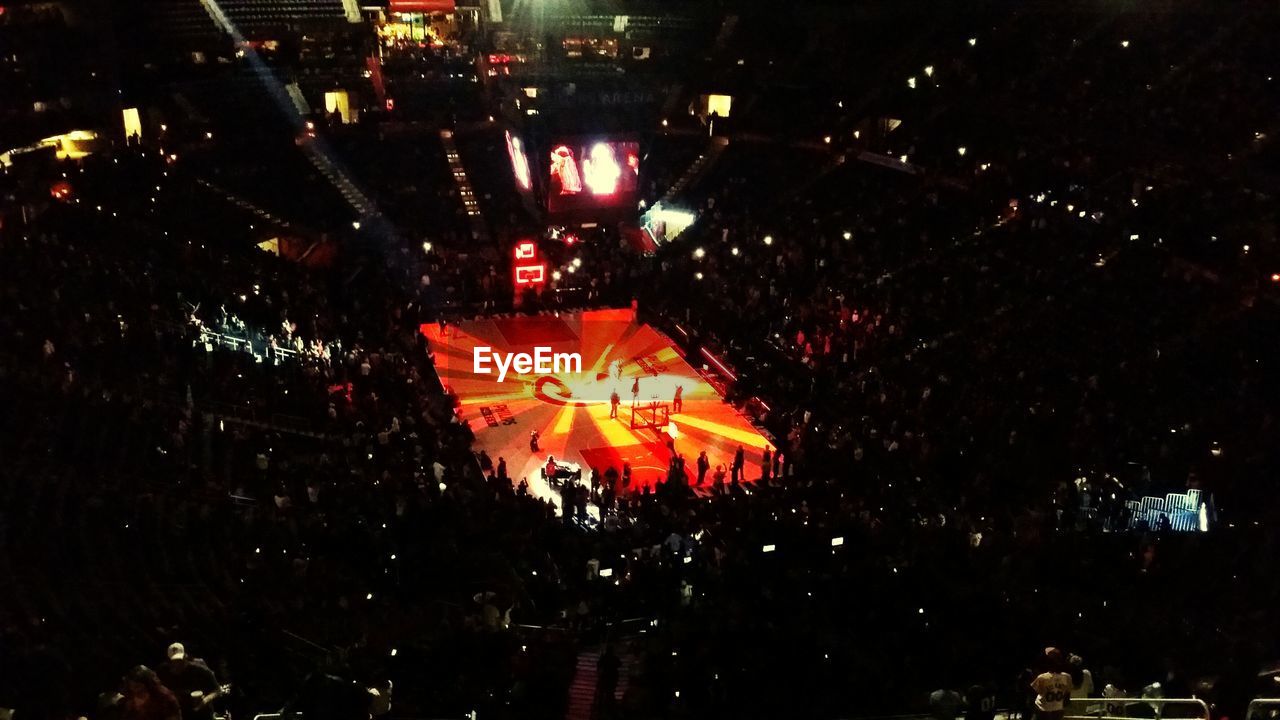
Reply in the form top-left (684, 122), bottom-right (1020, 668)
top-left (473, 346), bottom-right (582, 382)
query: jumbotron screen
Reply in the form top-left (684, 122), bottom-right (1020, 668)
top-left (505, 131), bottom-right (533, 194)
top-left (547, 139), bottom-right (640, 214)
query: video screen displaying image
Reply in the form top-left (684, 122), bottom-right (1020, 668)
top-left (505, 131), bottom-right (532, 193)
top-left (548, 139), bottom-right (640, 213)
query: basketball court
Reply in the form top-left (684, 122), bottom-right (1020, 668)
top-left (422, 308), bottom-right (774, 507)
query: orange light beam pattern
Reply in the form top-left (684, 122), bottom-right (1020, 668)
top-left (551, 401), bottom-right (577, 436)
top-left (457, 390), bottom-right (534, 407)
top-left (587, 405), bottom-right (647, 447)
top-left (661, 412), bottom-right (773, 451)
top-left (589, 342), bottom-right (616, 374)
top-left (420, 309), bottom-right (774, 499)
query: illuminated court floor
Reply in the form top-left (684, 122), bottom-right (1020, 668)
top-left (422, 308), bottom-right (774, 507)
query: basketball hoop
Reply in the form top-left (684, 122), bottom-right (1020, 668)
top-left (630, 402), bottom-right (670, 430)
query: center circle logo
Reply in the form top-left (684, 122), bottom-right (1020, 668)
top-left (533, 376), bottom-right (597, 407)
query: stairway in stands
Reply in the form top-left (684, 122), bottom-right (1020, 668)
top-left (660, 136), bottom-right (730, 205)
top-left (439, 129), bottom-right (490, 242)
top-left (193, 177), bottom-right (294, 229)
top-left (339, 0), bottom-right (362, 23)
top-left (282, 80), bottom-right (378, 219)
top-left (614, 652), bottom-right (634, 705)
top-left (564, 647), bottom-right (635, 720)
top-left (302, 137), bottom-right (378, 218)
top-left (191, 0), bottom-right (379, 220)
top-left (284, 82), bottom-right (310, 116)
top-left (174, 0), bottom-right (350, 41)
top-left (565, 649), bottom-right (600, 720)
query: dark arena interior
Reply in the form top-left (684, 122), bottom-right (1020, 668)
top-left (4, 0), bottom-right (1280, 718)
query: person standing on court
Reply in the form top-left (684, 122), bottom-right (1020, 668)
top-left (610, 389), bottom-right (620, 418)
top-left (673, 385), bottom-right (683, 413)
top-left (696, 451), bottom-right (710, 486)
top-left (731, 445), bottom-right (745, 484)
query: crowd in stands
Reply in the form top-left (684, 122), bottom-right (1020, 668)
top-left (548, 3), bottom-right (1280, 714)
top-left (3, 3), bottom-right (1280, 720)
top-left (628, 4), bottom-right (1280, 530)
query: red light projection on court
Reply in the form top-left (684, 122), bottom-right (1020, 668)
top-left (421, 309), bottom-right (774, 503)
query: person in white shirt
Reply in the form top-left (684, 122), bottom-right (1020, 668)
top-left (1032, 648), bottom-right (1075, 720)
top-left (1069, 653), bottom-right (1095, 711)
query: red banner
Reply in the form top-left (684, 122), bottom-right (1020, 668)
top-left (390, 0), bottom-right (456, 12)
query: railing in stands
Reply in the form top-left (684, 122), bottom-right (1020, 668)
top-left (205, 401), bottom-right (319, 437)
top-left (1247, 698), bottom-right (1280, 720)
top-left (1065, 697), bottom-right (1210, 720)
top-left (1124, 488), bottom-right (1206, 532)
top-left (254, 716), bottom-right (465, 720)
